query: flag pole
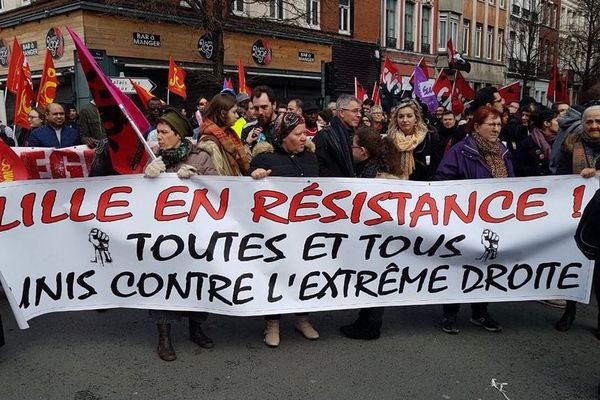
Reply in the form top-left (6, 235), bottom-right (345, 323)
top-left (166, 90), bottom-right (170, 105)
top-left (118, 103), bottom-right (157, 161)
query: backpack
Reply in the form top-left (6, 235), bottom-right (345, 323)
top-left (574, 188), bottom-right (600, 260)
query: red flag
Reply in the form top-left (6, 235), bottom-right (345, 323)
top-left (447, 38), bottom-right (455, 65)
top-left (14, 56), bottom-right (34, 129)
top-left (130, 79), bottom-right (164, 108)
top-left (371, 81), bottom-right (380, 106)
top-left (0, 139), bottom-right (28, 181)
top-left (238, 60), bottom-right (248, 95)
top-left (36, 49), bottom-right (59, 109)
top-left (498, 81), bottom-right (520, 103)
top-left (382, 56), bottom-right (401, 94)
top-left (354, 77), bottom-right (368, 101)
top-left (168, 56), bottom-right (187, 100)
top-left (227, 77), bottom-right (234, 90)
top-left (7, 37), bottom-right (24, 95)
top-left (453, 71), bottom-right (475, 102)
top-left (245, 84), bottom-right (252, 95)
top-left (560, 72), bottom-right (569, 103)
top-left (433, 70), bottom-right (453, 100)
top-left (546, 53), bottom-right (568, 103)
top-left (67, 27), bottom-right (151, 175)
top-left (409, 57), bottom-right (429, 86)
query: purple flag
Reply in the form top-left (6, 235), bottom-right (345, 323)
top-left (412, 65), bottom-right (438, 114)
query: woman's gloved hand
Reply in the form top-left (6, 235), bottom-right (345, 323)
top-left (144, 156), bottom-right (166, 178)
top-left (177, 164), bottom-right (198, 179)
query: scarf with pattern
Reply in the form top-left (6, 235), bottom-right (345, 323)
top-left (473, 133), bottom-right (508, 178)
top-left (572, 132), bottom-right (600, 174)
top-left (158, 139), bottom-right (191, 169)
top-left (201, 119), bottom-right (250, 175)
top-left (388, 127), bottom-right (427, 179)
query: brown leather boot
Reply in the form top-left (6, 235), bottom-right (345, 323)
top-left (264, 319), bottom-right (280, 347)
top-left (157, 323), bottom-right (176, 361)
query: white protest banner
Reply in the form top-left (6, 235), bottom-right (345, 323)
top-left (13, 146), bottom-right (94, 179)
top-left (0, 174), bottom-right (597, 329)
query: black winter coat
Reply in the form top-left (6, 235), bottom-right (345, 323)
top-left (313, 117), bottom-right (354, 177)
top-left (514, 136), bottom-right (551, 177)
top-left (249, 141), bottom-right (319, 178)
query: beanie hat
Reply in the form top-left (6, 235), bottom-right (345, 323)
top-left (273, 112), bottom-right (305, 144)
top-left (159, 108), bottom-right (191, 139)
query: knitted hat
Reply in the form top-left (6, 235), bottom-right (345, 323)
top-left (158, 108), bottom-right (191, 139)
top-left (273, 112), bottom-right (305, 144)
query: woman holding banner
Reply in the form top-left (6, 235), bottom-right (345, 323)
top-left (340, 126), bottom-right (405, 340)
top-left (386, 99), bottom-right (439, 181)
top-left (144, 107), bottom-right (218, 361)
top-left (249, 112), bottom-right (320, 347)
top-left (435, 106), bottom-right (514, 335)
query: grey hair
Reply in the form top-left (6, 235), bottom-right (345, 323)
top-left (371, 105), bottom-right (383, 113)
top-left (336, 94), bottom-right (360, 111)
top-left (582, 105), bottom-right (600, 121)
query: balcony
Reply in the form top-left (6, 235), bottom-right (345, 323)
top-left (404, 40), bottom-right (414, 52)
top-left (421, 43), bottom-right (430, 54)
top-left (386, 36), bottom-right (397, 48)
top-left (522, 9), bottom-right (530, 18)
top-left (512, 4), bottom-right (520, 15)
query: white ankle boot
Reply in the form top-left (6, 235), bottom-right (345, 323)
top-left (294, 315), bottom-right (320, 340)
top-left (264, 319), bottom-right (280, 347)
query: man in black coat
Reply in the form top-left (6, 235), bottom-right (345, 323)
top-left (313, 94), bottom-right (361, 177)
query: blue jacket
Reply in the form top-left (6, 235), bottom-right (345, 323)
top-left (27, 124), bottom-right (80, 148)
top-left (434, 135), bottom-right (514, 181)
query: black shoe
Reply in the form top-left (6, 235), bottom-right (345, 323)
top-left (441, 316), bottom-right (459, 334)
top-left (157, 323), bottom-right (176, 362)
top-left (470, 313), bottom-right (502, 332)
top-left (340, 322), bottom-right (380, 340)
top-left (189, 320), bottom-right (214, 349)
top-left (555, 311), bottom-right (575, 332)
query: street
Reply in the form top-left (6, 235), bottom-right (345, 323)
top-left (1, 298), bottom-right (599, 400)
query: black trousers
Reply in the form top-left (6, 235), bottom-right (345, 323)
top-left (265, 313), bottom-right (308, 320)
top-left (443, 303), bottom-right (488, 318)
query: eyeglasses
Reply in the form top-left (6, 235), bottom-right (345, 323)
top-left (481, 123), bottom-right (502, 128)
top-left (341, 108), bottom-right (362, 115)
top-left (28, 115), bottom-right (40, 119)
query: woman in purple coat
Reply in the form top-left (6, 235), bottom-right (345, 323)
top-left (435, 106), bottom-right (514, 335)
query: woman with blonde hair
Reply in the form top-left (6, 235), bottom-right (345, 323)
top-left (386, 99), bottom-right (439, 180)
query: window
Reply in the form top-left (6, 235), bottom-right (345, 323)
top-left (270, 0), bottom-right (284, 19)
top-left (404, 1), bottom-right (414, 52)
top-left (463, 20), bottom-right (470, 55)
top-left (230, 0), bottom-right (243, 13)
top-left (306, 0), bottom-right (319, 26)
top-left (438, 15), bottom-right (447, 50)
top-left (486, 27), bottom-right (493, 59)
top-left (496, 30), bottom-right (504, 61)
top-left (450, 16), bottom-right (459, 48)
top-left (488, 0), bottom-right (495, 4)
top-left (475, 24), bottom-right (482, 58)
top-left (499, 0), bottom-right (505, 8)
top-left (421, 6), bottom-right (431, 53)
top-left (385, 0), bottom-right (397, 47)
top-left (339, 0), bottom-right (351, 33)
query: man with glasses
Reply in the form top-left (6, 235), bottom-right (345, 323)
top-left (314, 94), bottom-right (361, 177)
top-left (472, 86), bottom-right (505, 112)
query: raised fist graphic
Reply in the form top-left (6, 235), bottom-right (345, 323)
top-left (89, 228), bottom-right (112, 265)
top-left (477, 229), bottom-right (499, 262)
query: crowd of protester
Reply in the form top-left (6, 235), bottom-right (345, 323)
top-left (1, 79), bottom-right (600, 362)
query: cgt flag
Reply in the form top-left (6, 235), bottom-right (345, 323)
top-left (13, 53), bottom-right (34, 130)
top-left (453, 71), bottom-right (475, 102)
top-left (0, 139), bottom-right (28, 182)
top-left (433, 69), bottom-right (453, 101)
top-left (7, 37), bottom-right (24, 95)
top-left (382, 56), bottom-right (401, 95)
top-left (67, 26), bottom-right (152, 175)
top-left (168, 56), bottom-right (187, 100)
top-left (499, 81), bottom-right (520, 103)
top-left (36, 49), bottom-right (59, 109)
